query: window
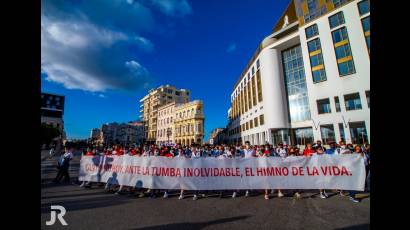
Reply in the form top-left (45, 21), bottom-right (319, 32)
top-left (256, 70), bottom-right (263, 102)
top-left (308, 38), bottom-right (326, 83)
top-left (293, 127), bottom-right (314, 146)
top-left (305, 24), bottom-right (319, 39)
top-left (307, 0), bottom-right (316, 12)
top-left (365, 90), bottom-right (370, 108)
top-left (256, 59), bottom-right (260, 69)
top-left (282, 45), bottom-right (311, 122)
top-left (361, 16), bottom-right (370, 52)
top-left (320, 124), bottom-right (336, 144)
top-left (332, 0), bottom-right (348, 8)
top-left (332, 27), bottom-right (348, 43)
top-left (329, 12), bottom-right (345, 29)
top-left (334, 96), bottom-right (341, 112)
top-left (259, 114), bottom-right (264, 125)
top-left (338, 60), bottom-right (355, 76)
top-left (317, 98), bottom-right (331, 114)
top-left (307, 38), bottom-right (321, 52)
top-left (252, 67), bottom-right (255, 75)
top-left (252, 76), bottom-right (257, 106)
top-left (344, 93), bottom-right (362, 111)
top-left (332, 27), bottom-right (355, 76)
top-left (246, 122), bottom-right (249, 130)
top-left (335, 44), bottom-right (352, 59)
top-left (349, 121), bottom-right (368, 144)
top-left (250, 120), bottom-right (253, 129)
top-left (358, 0), bottom-right (370, 15)
top-left (338, 123), bottom-right (346, 141)
top-left (312, 69), bottom-right (326, 83)
top-left (254, 117), bottom-right (258, 127)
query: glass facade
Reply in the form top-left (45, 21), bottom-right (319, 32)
top-left (320, 124), bottom-right (336, 144)
top-left (293, 127), bottom-right (314, 146)
top-left (349, 121), bottom-right (368, 144)
top-left (282, 45), bottom-right (311, 122)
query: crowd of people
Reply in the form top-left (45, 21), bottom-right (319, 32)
top-left (55, 140), bottom-right (370, 203)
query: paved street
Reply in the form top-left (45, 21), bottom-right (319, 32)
top-left (41, 153), bottom-right (370, 230)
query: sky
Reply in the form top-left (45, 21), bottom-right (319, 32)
top-left (41, 0), bottom-right (290, 141)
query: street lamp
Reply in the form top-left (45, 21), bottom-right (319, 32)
top-left (167, 128), bottom-right (172, 145)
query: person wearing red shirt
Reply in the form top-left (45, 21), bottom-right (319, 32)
top-left (130, 148), bottom-right (137, 156)
top-left (303, 143), bottom-right (316, 157)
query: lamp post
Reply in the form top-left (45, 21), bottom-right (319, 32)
top-left (167, 128), bottom-right (172, 145)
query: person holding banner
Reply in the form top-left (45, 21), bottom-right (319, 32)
top-left (346, 145), bottom-right (365, 203)
top-left (314, 148), bottom-right (329, 199)
top-left (272, 143), bottom-right (287, 198)
top-left (288, 147), bottom-right (302, 199)
top-left (243, 141), bottom-right (256, 197)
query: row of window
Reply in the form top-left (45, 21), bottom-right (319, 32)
top-left (174, 123), bottom-right (203, 137)
top-left (304, 0), bottom-right (370, 83)
top-left (158, 117), bottom-right (173, 126)
top-left (231, 70), bottom-right (263, 120)
top-left (158, 108), bottom-right (174, 117)
top-left (175, 108), bottom-right (202, 119)
top-left (232, 59), bottom-right (261, 100)
top-left (228, 114), bottom-right (265, 136)
top-left (317, 91), bottom-right (369, 115)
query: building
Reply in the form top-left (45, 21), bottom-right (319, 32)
top-left (174, 100), bottom-right (205, 146)
top-left (90, 128), bottom-right (101, 139)
top-left (101, 122), bottom-right (141, 146)
top-left (128, 120), bottom-right (145, 145)
top-left (227, 0), bottom-right (370, 146)
top-left (90, 128), bottom-right (102, 145)
top-left (209, 128), bottom-right (225, 145)
top-left (41, 92), bottom-right (66, 147)
top-left (139, 85), bottom-right (190, 143)
top-left (156, 102), bottom-right (178, 145)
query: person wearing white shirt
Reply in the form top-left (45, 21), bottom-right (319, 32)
top-left (243, 142), bottom-right (255, 197)
top-left (53, 147), bottom-right (74, 183)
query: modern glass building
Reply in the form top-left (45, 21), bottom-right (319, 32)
top-left (227, 0), bottom-right (370, 146)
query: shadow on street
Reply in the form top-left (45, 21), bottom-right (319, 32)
top-left (129, 215), bottom-right (251, 230)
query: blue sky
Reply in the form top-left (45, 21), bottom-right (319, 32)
top-left (41, 0), bottom-right (290, 140)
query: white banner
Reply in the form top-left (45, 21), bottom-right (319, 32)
top-left (78, 155), bottom-right (365, 191)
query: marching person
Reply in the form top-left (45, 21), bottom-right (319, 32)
top-left (288, 147), bottom-right (301, 199)
top-left (314, 148), bottom-right (329, 199)
top-left (347, 145), bottom-right (365, 203)
top-left (53, 147), bottom-right (74, 183)
top-left (243, 141), bottom-right (256, 197)
top-left (272, 142), bottom-right (287, 198)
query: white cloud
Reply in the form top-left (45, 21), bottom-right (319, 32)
top-left (41, 15), bottom-right (153, 92)
top-left (226, 43), bottom-right (237, 53)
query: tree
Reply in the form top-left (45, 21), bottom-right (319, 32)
top-left (41, 123), bottom-right (61, 147)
